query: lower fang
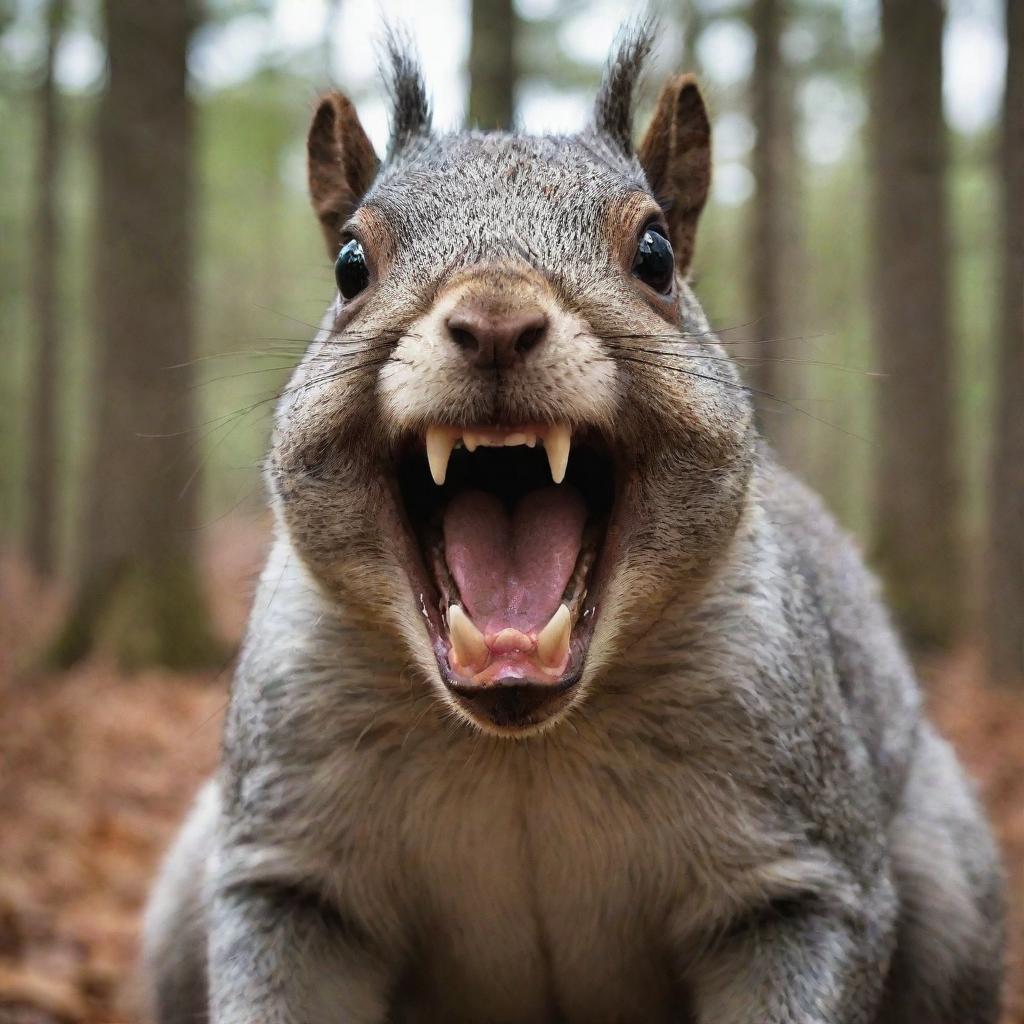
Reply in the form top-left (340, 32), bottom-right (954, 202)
top-left (448, 604), bottom-right (489, 671)
top-left (536, 604), bottom-right (571, 668)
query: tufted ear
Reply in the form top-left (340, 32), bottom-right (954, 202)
top-left (637, 74), bottom-right (712, 275)
top-left (307, 92), bottom-right (379, 258)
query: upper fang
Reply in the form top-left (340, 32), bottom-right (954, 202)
top-left (536, 603), bottom-right (571, 668)
top-left (425, 424), bottom-right (571, 484)
top-left (426, 426), bottom-right (456, 485)
top-left (545, 425), bottom-right (571, 484)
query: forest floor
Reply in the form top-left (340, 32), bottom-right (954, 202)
top-left (1, 521), bottom-right (1022, 1023)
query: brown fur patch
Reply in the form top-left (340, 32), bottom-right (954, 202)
top-left (637, 75), bottom-right (712, 274)
top-left (307, 93), bottom-right (379, 257)
top-left (602, 191), bottom-right (681, 322)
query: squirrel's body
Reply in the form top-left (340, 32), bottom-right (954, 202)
top-left (142, 29), bottom-right (1004, 1024)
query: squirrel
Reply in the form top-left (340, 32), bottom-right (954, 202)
top-left (141, 26), bottom-right (1004, 1024)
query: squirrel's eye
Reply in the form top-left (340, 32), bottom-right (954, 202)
top-left (632, 227), bottom-right (674, 294)
top-left (335, 239), bottom-right (370, 300)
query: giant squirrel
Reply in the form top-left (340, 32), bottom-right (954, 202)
top-left (142, 26), bottom-right (1004, 1024)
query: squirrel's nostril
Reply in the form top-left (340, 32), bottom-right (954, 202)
top-left (515, 324), bottom-right (545, 355)
top-left (448, 326), bottom-right (478, 354)
top-left (445, 306), bottom-right (548, 369)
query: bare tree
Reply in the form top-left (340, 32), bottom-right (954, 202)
top-left (468, 0), bottom-right (516, 130)
top-left (987, 0), bottom-right (1024, 686)
top-left (869, 0), bottom-right (959, 651)
top-left (52, 0), bottom-right (218, 668)
top-left (747, 0), bottom-right (805, 467)
top-left (24, 0), bottom-right (67, 577)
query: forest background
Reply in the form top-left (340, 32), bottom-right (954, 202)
top-left (0, 0), bottom-right (1021, 1021)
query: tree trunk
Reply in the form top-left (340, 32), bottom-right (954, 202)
top-left (869, 0), bottom-right (959, 652)
top-left (25, 0), bottom-right (67, 578)
top-left (51, 0), bottom-right (219, 669)
top-left (680, 0), bottom-right (704, 77)
top-left (323, 0), bottom-right (343, 83)
top-left (747, 0), bottom-right (804, 467)
top-left (987, 0), bottom-right (1024, 686)
top-left (468, 0), bottom-right (516, 130)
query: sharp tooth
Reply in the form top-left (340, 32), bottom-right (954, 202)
top-left (426, 426), bottom-right (456, 485)
top-left (536, 603), bottom-right (571, 668)
top-left (464, 432), bottom-right (479, 452)
top-left (544, 425), bottom-right (571, 484)
top-left (448, 604), bottom-right (489, 670)
top-left (505, 432), bottom-right (527, 446)
top-left (525, 433), bottom-right (537, 448)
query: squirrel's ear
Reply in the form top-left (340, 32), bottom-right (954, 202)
top-left (637, 75), bottom-right (711, 275)
top-left (307, 93), bottom-right (380, 257)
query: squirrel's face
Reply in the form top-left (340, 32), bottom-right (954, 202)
top-left (270, 40), bottom-right (755, 737)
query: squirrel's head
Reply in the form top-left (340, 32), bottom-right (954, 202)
top-left (270, 25), bottom-right (756, 737)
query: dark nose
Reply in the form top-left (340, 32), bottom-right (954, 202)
top-left (445, 302), bottom-right (548, 369)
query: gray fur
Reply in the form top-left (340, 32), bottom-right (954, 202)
top-left (381, 28), bottom-right (431, 157)
top-left (141, 35), bottom-right (1004, 1024)
top-left (594, 19), bottom-right (656, 154)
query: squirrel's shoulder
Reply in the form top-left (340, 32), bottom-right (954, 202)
top-left (754, 448), bottom-right (922, 805)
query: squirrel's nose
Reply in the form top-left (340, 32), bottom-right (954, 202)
top-left (445, 302), bottom-right (548, 369)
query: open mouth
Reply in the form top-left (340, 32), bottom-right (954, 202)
top-left (395, 424), bottom-right (616, 730)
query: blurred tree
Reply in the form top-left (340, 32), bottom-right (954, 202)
top-left (51, 0), bottom-right (219, 668)
top-left (869, 0), bottom-right (959, 651)
top-left (747, 0), bottom-right (805, 467)
top-left (468, 0), bottom-right (517, 129)
top-left (679, 0), bottom-right (706, 77)
top-left (987, 0), bottom-right (1024, 687)
top-left (24, 0), bottom-right (67, 577)
top-left (322, 0), bottom-right (342, 83)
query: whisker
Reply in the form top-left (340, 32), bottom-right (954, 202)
top-left (163, 327), bottom-right (407, 370)
top-left (287, 357), bottom-right (392, 393)
top-left (140, 355), bottom-right (392, 440)
top-left (734, 355), bottom-right (882, 377)
top-left (322, 328), bottom-right (408, 343)
top-left (594, 328), bottom-right (834, 349)
top-left (603, 341), bottom-right (881, 378)
top-left (612, 355), bottom-right (754, 396)
top-left (194, 342), bottom-right (398, 389)
top-left (164, 349), bottom-right (305, 370)
top-left (712, 331), bottom-right (833, 349)
top-left (589, 317), bottom-right (765, 342)
top-left (602, 341), bottom-right (748, 366)
top-left (613, 354), bottom-right (871, 443)
top-left (168, 352), bottom-right (394, 499)
top-left (252, 304), bottom-right (332, 333)
top-left (176, 397), bottom-right (262, 501)
top-left (589, 330), bottom-right (719, 343)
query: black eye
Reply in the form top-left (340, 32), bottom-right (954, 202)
top-left (335, 239), bottom-right (370, 300)
top-left (631, 227), bottom-right (674, 293)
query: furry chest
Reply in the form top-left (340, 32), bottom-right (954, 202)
top-left (357, 749), bottom-right (693, 1023)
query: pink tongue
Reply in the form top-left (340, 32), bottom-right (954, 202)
top-left (443, 486), bottom-right (586, 637)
